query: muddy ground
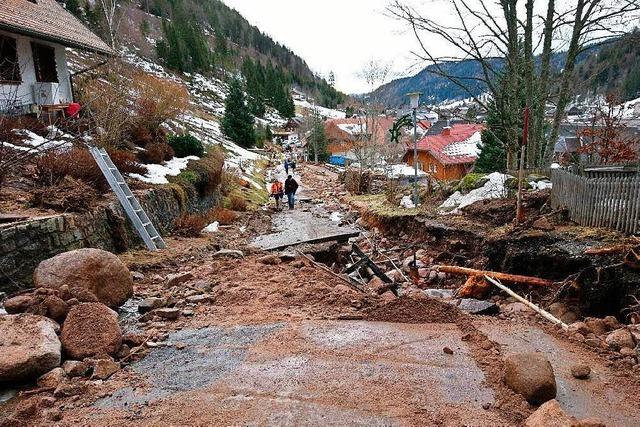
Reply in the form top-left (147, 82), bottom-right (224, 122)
top-left (2, 163), bottom-right (640, 426)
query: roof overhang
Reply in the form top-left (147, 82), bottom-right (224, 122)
top-left (0, 23), bottom-right (115, 55)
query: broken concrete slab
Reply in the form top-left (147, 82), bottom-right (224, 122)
top-left (251, 209), bottom-right (359, 251)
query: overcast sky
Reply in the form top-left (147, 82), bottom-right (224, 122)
top-left (221, 0), bottom-right (427, 94)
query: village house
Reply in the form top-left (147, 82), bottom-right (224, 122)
top-left (273, 117), bottom-right (303, 146)
top-left (0, 0), bottom-right (114, 116)
top-left (325, 116), bottom-right (395, 165)
top-left (405, 123), bottom-right (484, 181)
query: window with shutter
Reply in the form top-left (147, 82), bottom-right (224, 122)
top-left (31, 42), bottom-right (58, 83)
top-left (0, 35), bottom-right (21, 83)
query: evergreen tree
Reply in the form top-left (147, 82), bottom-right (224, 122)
top-left (475, 101), bottom-right (507, 173)
top-left (222, 78), bottom-right (256, 148)
top-left (307, 110), bottom-right (328, 162)
top-left (65, 0), bottom-right (81, 17)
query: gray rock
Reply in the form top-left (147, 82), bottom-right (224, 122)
top-left (62, 360), bottom-right (90, 378)
top-left (0, 314), bottom-right (61, 383)
top-left (213, 249), bottom-right (244, 259)
top-left (138, 297), bottom-right (166, 314)
top-left (154, 308), bottom-right (181, 320)
top-left (165, 272), bottom-right (194, 288)
top-left (456, 298), bottom-right (499, 315)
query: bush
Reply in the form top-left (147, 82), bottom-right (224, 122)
top-left (209, 207), bottom-right (237, 225)
top-left (187, 150), bottom-right (224, 196)
top-left (220, 166), bottom-right (239, 196)
top-left (0, 115), bottom-right (48, 144)
top-left (168, 134), bottom-right (204, 157)
top-left (173, 213), bottom-right (207, 237)
top-left (35, 147), bottom-right (146, 191)
top-left (31, 176), bottom-right (98, 212)
top-left (139, 142), bottom-right (175, 164)
top-left (455, 173), bottom-right (489, 193)
top-left (228, 194), bottom-right (248, 211)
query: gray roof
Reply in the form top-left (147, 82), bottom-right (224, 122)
top-left (0, 0), bottom-right (114, 55)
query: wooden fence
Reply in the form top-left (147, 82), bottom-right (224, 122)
top-left (551, 169), bottom-right (640, 234)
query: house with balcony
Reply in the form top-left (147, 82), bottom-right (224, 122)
top-left (0, 0), bottom-right (114, 116)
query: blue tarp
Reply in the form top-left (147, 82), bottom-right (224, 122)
top-left (329, 155), bottom-right (346, 166)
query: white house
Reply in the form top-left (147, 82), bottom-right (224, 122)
top-left (0, 0), bottom-right (114, 115)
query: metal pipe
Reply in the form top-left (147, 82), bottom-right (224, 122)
top-left (413, 106), bottom-right (419, 207)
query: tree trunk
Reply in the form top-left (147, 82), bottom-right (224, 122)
top-left (544, 0), bottom-right (586, 163)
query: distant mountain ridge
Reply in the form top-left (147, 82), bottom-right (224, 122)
top-left (371, 32), bottom-right (640, 108)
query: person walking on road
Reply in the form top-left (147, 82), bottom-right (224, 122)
top-left (270, 179), bottom-right (284, 210)
top-left (284, 158), bottom-right (290, 175)
top-left (284, 175), bottom-right (299, 210)
top-left (290, 159), bottom-right (297, 174)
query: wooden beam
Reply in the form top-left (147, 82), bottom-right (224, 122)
top-left (437, 265), bottom-right (554, 287)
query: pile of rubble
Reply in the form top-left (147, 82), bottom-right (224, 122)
top-left (0, 248), bottom-right (138, 424)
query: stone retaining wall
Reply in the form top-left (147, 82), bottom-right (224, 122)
top-left (0, 186), bottom-right (217, 292)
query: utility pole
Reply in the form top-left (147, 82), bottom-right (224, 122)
top-left (407, 92), bottom-right (422, 208)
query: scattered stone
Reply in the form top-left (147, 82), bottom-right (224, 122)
top-left (38, 396), bottom-right (56, 408)
top-left (61, 303), bottom-right (122, 359)
top-left (62, 360), bottom-right (90, 378)
top-left (605, 328), bottom-right (636, 350)
top-left (418, 268), bottom-right (430, 278)
top-left (165, 272), bottom-right (194, 288)
top-left (504, 353), bottom-right (557, 405)
top-left (182, 310), bottom-right (194, 317)
top-left (37, 367), bottom-right (67, 388)
top-left (571, 364), bottom-right (591, 379)
top-left (213, 249), bottom-right (244, 259)
top-left (524, 399), bottom-right (574, 427)
top-left (3, 295), bottom-right (34, 314)
top-left (122, 332), bottom-right (146, 347)
top-left (154, 308), bottom-right (181, 320)
top-left (423, 289), bottom-right (454, 299)
top-left (560, 311), bottom-right (579, 325)
top-left (0, 314), bottom-right (61, 383)
top-left (116, 344), bottom-right (131, 359)
top-left (585, 338), bottom-right (602, 348)
top-left (257, 254), bottom-right (282, 265)
top-left (61, 287), bottom-right (99, 303)
top-left (92, 359), bottom-right (120, 380)
top-left (480, 340), bottom-right (494, 350)
top-left (603, 316), bottom-right (621, 331)
top-left (443, 347), bottom-right (454, 355)
top-left (45, 408), bottom-right (63, 422)
top-left (131, 271), bottom-right (145, 281)
top-left (584, 318), bottom-right (607, 336)
top-left (456, 298), bottom-right (499, 315)
top-left (34, 248), bottom-right (133, 308)
top-left (568, 321), bottom-right (592, 336)
top-left (43, 295), bottom-right (68, 321)
top-left (502, 302), bottom-right (531, 314)
top-left (138, 297), bottom-right (166, 314)
top-left (290, 259), bottom-right (306, 269)
top-left (186, 294), bottom-right (212, 304)
top-left (175, 342), bottom-right (187, 350)
top-left (53, 383), bottom-right (86, 398)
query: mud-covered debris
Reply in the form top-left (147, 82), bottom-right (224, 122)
top-left (213, 249), bottom-right (244, 259)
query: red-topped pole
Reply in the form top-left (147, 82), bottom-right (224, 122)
top-left (516, 106), bottom-right (530, 224)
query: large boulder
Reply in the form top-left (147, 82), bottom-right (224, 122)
top-left (504, 353), bottom-right (557, 405)
top-left (605, 328), bottom-right (636, 350)
top-left (0, 314), bottom-right (61, 383)
top-left (61, 303), bottom-right (122, 360)
top-left (34, 249), bottom-right (133, 308)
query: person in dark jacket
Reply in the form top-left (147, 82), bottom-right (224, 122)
top-left (284, 175), bottom-right (299, 210)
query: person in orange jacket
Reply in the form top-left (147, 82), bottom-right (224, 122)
top-left (270, 179), bottom-right (284, 210)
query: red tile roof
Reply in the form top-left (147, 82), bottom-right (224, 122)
top-left (0, 0), bottom-right (114, 55)
top-left (415, 124), bottom-right (484, 165)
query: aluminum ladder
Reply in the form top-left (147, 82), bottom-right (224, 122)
top-left (89, 146), bottom-right (166, 251)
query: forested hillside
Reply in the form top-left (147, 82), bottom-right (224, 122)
top-left (64, 0), bottom-right (345, 110)
top-left (371, 31), bottom-right (640, 107)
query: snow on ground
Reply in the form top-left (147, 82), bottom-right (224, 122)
top-left (3, 128), bottom-right (72, 153)
top-left (400, 195), bottom-right (416, 209)
top-left (439, 172), bottom-right (512, 214)
top-left (387, 164), bottom-right (427, 179)
top-left (295, 100), bottom-right (345, 119)
top-left (330, 212), bottom-right (343, 222)
top-left (131, 156), bottom-right (199, 185)
top-left (202, 221), bottom-right (219, 233)
top-left (338, 123), bottom-right (366, 135)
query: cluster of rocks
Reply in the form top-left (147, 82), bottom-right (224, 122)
top-left (0, 248), bottom-right (136, 423)
top-left (564, 316), bottom-right (640, 370)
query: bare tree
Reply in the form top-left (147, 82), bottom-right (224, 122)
top-left (388, 0), bottom-right (640, 167)
top-left (97, 0), bottom-right (124, 49)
